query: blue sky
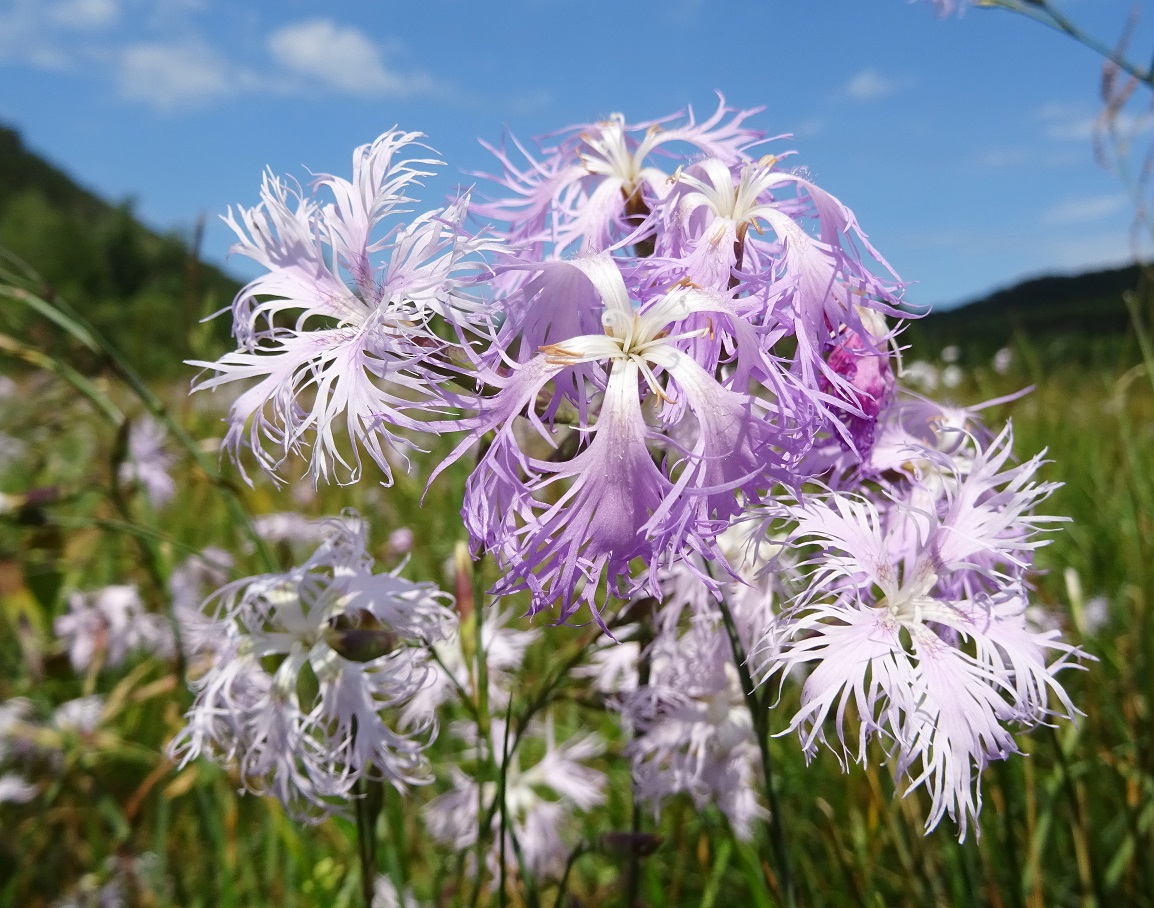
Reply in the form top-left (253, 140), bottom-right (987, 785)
top-left (1, 0), bottom-right (1151, 309)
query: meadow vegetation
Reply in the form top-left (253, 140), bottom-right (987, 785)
top-left (0, 247), bottom-right (1151, 906)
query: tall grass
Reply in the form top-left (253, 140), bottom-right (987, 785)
top-left (0, 319), bottom-right (1151, 907)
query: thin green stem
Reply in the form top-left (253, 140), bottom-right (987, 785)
top-left (555, 843), bottom-right (590, 907)
top-left (984, 1), bottom-right (1154, 87)
top-left (355, 779), bottom-right (383, 908)
top-left (498, 699), bottom-right (512, 908)
top-left (465, 627), bottom-right (593, 907)
top-left (383, 784), bottom-right (410, 895)
top-left (1123, 279), bottom-right (1154, 397)
top-left (472, 551), bottom-right (491, 739)
top-left (466, 548), bottom-right (492, 908)
top-left (0, 281), bottom-right (105, 352)
top-left (494, 698), bottom-right (540, 908)
top-left (15, 512), bottom-right (210, 560)
top-left (625, 608), bottom-right (654, 908)
top-left (0, 332), bottom-right (123, 424)
top-left (509, 633), bottom-right (597, 753)
top-left (713, 593), bottom-right (796, 908)
top-left (1048, 726), bottom-right (1105, 908)
top-left (426, 644), bottom-right (482, 724)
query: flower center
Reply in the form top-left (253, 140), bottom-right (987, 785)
top-left (878, 563), bottom-right (940, 629)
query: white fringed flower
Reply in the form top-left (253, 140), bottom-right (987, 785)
top-left (622, 613), bottom-right (766, 840)
top-left (760, 427), bottom-right (1082, 838)
top-left (424, 716), bottom-right (606, 880)
top-left (169, 513), bottom-right (456, 819)
top-left (192, 130), bottom-right (494, 487)
top-left (55, 585), bottom-right (174, 672)
top-left (118, 414), bottom-right (176, 509)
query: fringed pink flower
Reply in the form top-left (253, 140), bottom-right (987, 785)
top-left (760, 426), bottom-right (1083, 838)
top-left (192, 130), bottom-right (493, 487)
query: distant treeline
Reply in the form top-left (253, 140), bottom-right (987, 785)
top-left (0, 125), bottom-right (240, 378)
top-left (904, 264), bottom-right (1147, 368)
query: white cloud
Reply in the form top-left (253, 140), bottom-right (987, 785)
top-left (0, 0), bottom-right (61, 67)
top-left (1035, 100), bottom-right (1154, 143)
top-left (1041, 192), bottom-right (1129, 225)
top-left (116, 42), bottom-right (236, 110)
top-left (0, 5), bottom-right (448, 110)
top-left (975, 147), bottom-right (1083, 170)
top-left (792, 116), bottom-right (826, 139)
top-left (842, 68), bottom-right (906, 102)
top-left (1036, 102), bottom-right (1098, 141)
top-left (47, 0), bottom-right (119, 29)
top-left (267, 19), bottom-right (432, 98)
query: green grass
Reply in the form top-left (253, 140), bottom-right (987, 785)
top-left (1, 318), bottom-right (1152, 907)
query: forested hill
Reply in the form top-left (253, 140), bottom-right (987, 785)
top-left (0, 124), bottom-right (240, 378)
top-left (905, 263), bottom-right (1145, 366)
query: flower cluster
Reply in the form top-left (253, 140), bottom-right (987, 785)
top-left (439, 97), bottom-right (906, 626)
top-left (186, 100), bottom-right (1082, 838)
top-left (55, 585), bottom-right (174, 673)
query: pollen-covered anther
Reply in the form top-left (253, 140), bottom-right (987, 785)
top-left (638, 362), bottom-right (676, 405)
top-left (539, 342), bottom-right (586, 365)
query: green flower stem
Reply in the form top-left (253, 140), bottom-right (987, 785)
top-left (498, 700), bottom-right (512, 908)
top-left (981, 1), bottom-right (1154, 88)
top-left (0, 332), bottom-right (123, 424)
top-left (713, 593), bottom-right (796, 908)
top-left (555, 843), bottom-right (591, 906)
top-left (355, 778), bottom-right (384, 908)
top-left (626, 604), bottom-right (655, 908)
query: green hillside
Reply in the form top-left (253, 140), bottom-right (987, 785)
top-left (0, 124), bottom-right (240, 378)
top-left (905, 263), bottom-right (1147, 368)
